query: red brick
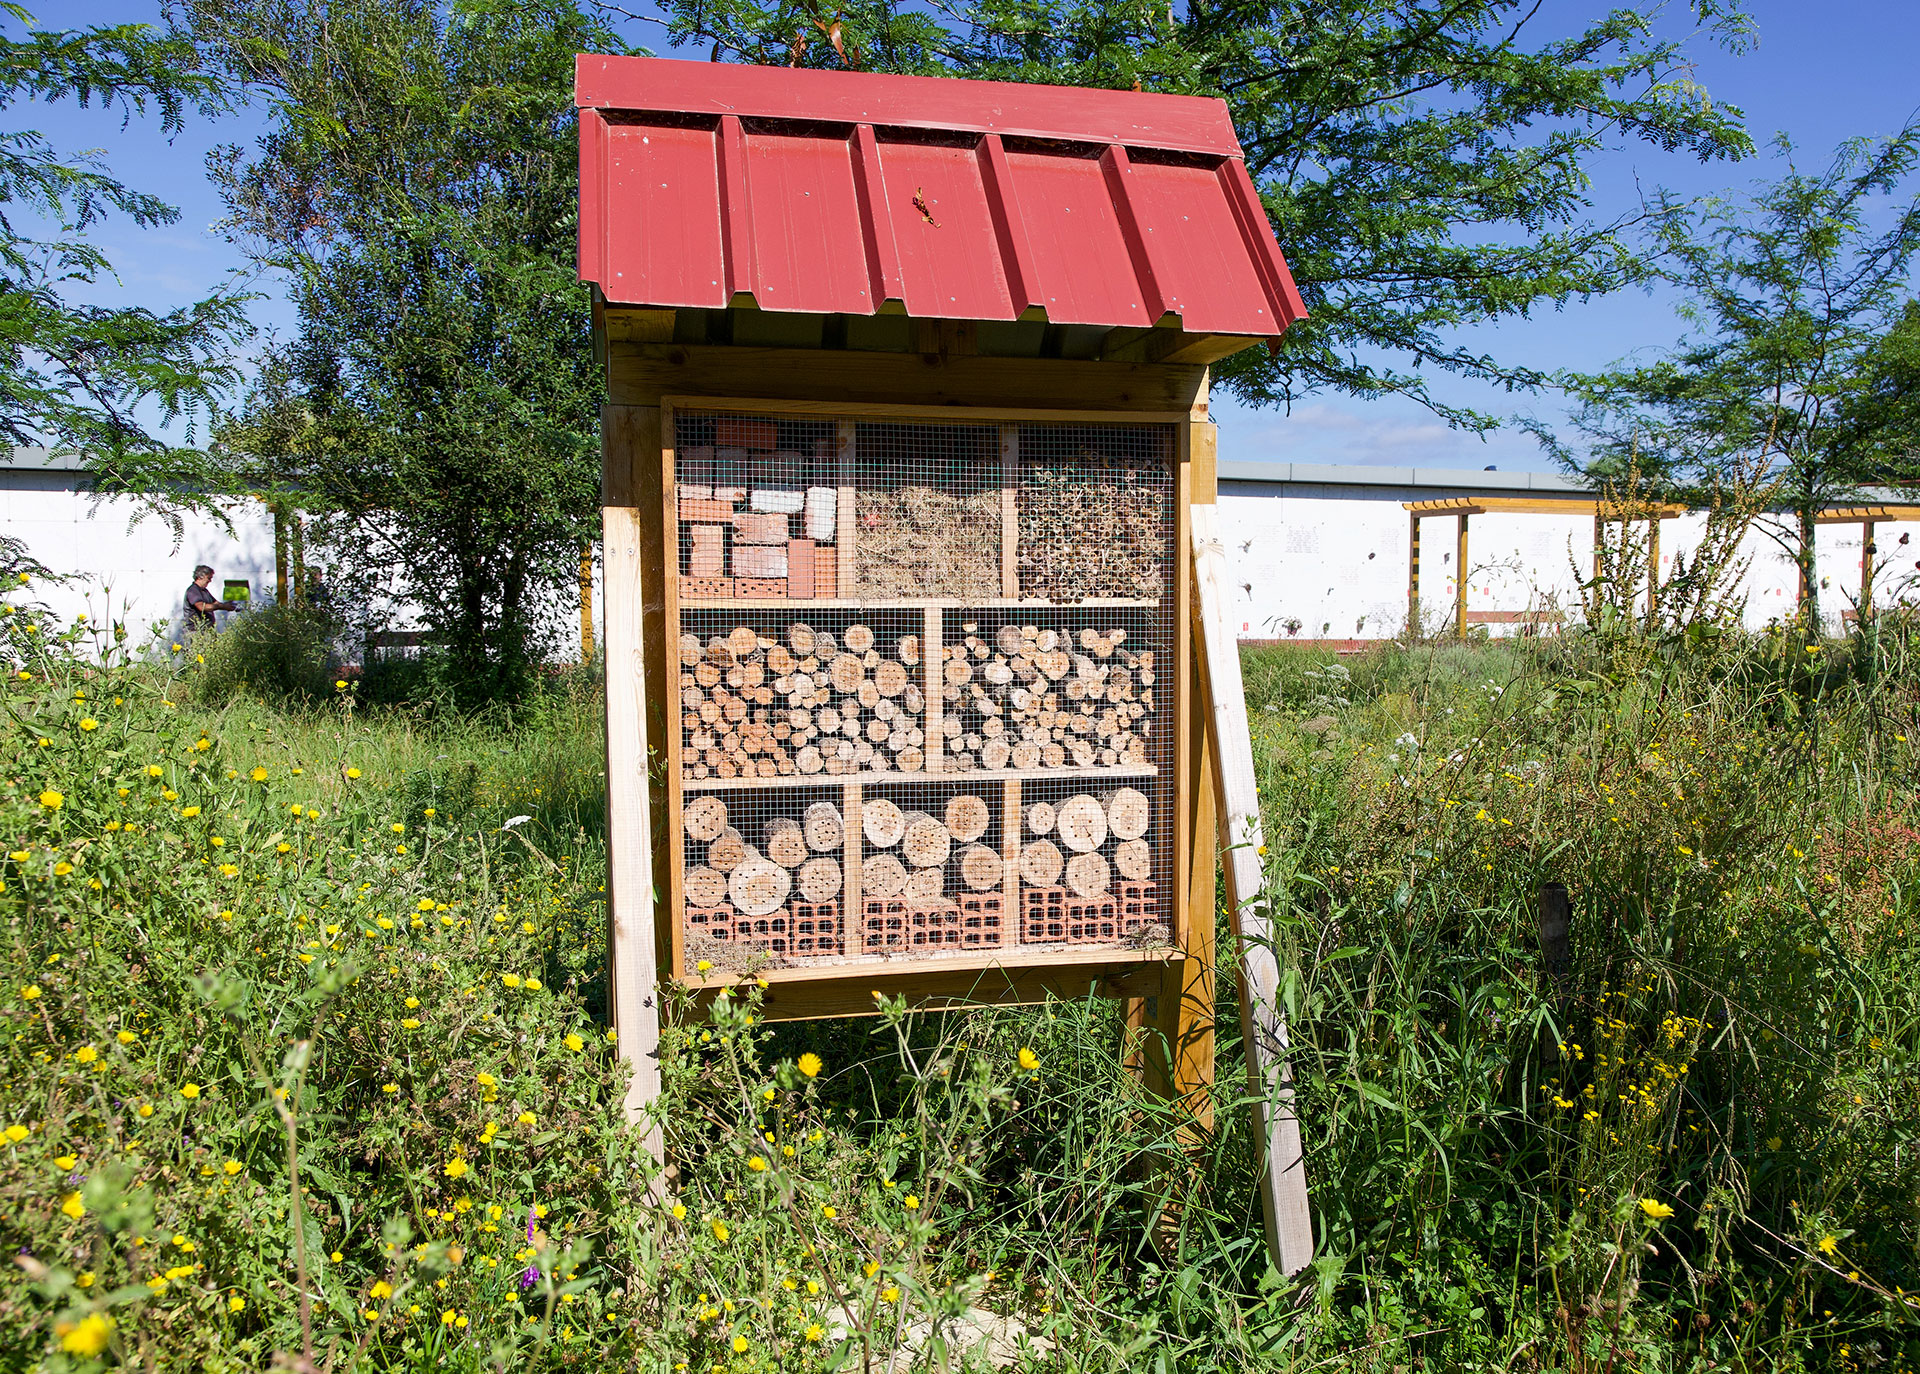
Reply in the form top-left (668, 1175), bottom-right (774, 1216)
top-left (733, 511), bottom-right (788, 545)
top-left (715, 418), bottom-right (778, 449)
top-left (787, 539), bottom-right (816, 599)
top-left (736, 577), bottom-right (787, 598)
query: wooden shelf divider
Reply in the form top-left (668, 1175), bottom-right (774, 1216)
top-left (680, 762), bottom-right (1158, 792)
top-left (999, 424), bottom-right (1020, 598)
top-left (835, 419), bottom-right (856, 596)
top-left (922, 605), bottom-right (945, 776)
top-left (1001, 776), bottom-right (1023, 945)
top-left (842, 778), bottom-right (863, 954)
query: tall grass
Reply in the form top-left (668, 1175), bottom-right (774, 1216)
top-left (7, 585), bottom-right (1920, 1370)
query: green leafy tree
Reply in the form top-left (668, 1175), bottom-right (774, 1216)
top-left (178, 0), bottom-right (618, 700)
top-left (640, 0), bottom-right (1756, 426)
top-left (1550, 129), bottom-right (1920, 631)
top-left (0, 3), bottom-right (251, 525)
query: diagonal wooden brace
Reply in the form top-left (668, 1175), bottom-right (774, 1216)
top-left (1190, 502), bottom-right (1314, 1276)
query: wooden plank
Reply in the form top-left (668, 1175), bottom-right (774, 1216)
top-left (842, 779), bottom-right (863, 960)
top-left (680, 761), bottom-right (1158, 792)
top-left (1455, 513), bottom-right (1469, 641)
top-left (1001, 777), bottom-right (1022, 942)
top-left (693, 952), bottom-right (1171, 1020)
top-left (1189, 420), bottom-right (1218, 502)
top-left (610, 344), bottom-right (1208, 414)
top-left (659, 403), bottom-right (683, 982)
top-left (999, 424), bottom-right (1020, 597)
top-left (836, 420), bottom-right (856, 594)
top-left (923, 606), bottom-right (944, 774)
top-left (662, 393), bottom-right (1194, 427)
top-left (600, 403), bottom-right (664, 1162)
top-left (1407, 511), bottom-right (1421, 633)
top-left (1171, 441), bottom-right (1193, 947)
top-left (1191, 501), bottom-right (1313, 1276)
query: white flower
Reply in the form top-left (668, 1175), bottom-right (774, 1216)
top-left (502, 815), bottom-right (532, 830)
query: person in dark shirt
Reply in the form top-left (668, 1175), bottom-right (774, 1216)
top-left (184, 565), bottom-right (238, 631)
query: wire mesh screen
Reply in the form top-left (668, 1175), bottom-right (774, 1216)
top-left (670, 409), bottom-right (1177, 977)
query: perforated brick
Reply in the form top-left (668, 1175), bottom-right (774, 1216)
top-left (685, 903), bottom-right (738, 942)
top-left (736, 577), bottom-right (788, 598)
top-left (787, 900), bottom-right (843, 956)
top-left (681, 576), bottom-right (735, 598)
top-left (954, 891), bottom-right (1006, 948)
top-left (861, 897), bottom-right (913, 953)
top-left (1021, 886), bottom-right (1122, 944)
top-left (687, 900), bottom-right (843, 957)
top-left (861, 898), bottom-right (996, 951)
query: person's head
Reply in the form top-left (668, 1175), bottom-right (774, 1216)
top-left (193, 565), bottom-right (214, 587)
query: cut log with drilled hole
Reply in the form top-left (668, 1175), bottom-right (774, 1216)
top-left (862, 797), bottom-right (905, 849)
top-left (787, 622), bottom-right (816, 655)
top-left (729, 858), bottom-right (791, 917)
top-left (727, 625), bottom-right (760, 658)
top-left (797, 856), bottom-right (843, 903)
top-left (900, 811), bottom-right (952, 868)
top-left (1113, 838), bottom-right (1153, 881)
top-left (830, 654), bottom-right (864, 694)
top-left (958, 844), bottom-right (1002, 891)
top-left (763, 817), bottom-right (807, 868)
top-left (802, 802), bottom-right (844, 852)
top-left (896, 746), bottom-right (924, 772)
top-left (843, 623), bottom-right (875, 653)
top-left (874, 660), bottom-right (909, 697)
top-left (863, 852), bottom-right (908, 898)
top-left (684, 795), bottom-right (728, 842)
top-left (980, 738), bottom-right (1012, 770)
top-left (1025, 801), bottom-right (1056, 836)
top-left (795, 745), bottom-right (823, 774)
top-left (1054, 794), bottom-right (1108, 853)
top-left (1102, 787), bottom-right (1151, 841)
top-left (685, 866), bottom-right (727, 907)
top-left (708, 827), bottom-right (749, 872)
top-left (904, 866), bottom-right (944, 901)
top-left (1020, 838), bottom-right (1064, 887)
top-left (1065, 851), bottom-right (1111, 897)
top-left (679, 633), bottom-right (703, 667)
top-left (944, 793), bottom-right (990, 843)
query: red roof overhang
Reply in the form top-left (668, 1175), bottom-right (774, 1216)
top-left (576, 56), bottom-right (1306, 343)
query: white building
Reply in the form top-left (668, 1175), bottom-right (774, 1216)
top-left (8, 446), bottom-right (1914, 656)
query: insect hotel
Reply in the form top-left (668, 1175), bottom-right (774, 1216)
top-left (578, 58), bottom-right (1311, 1262)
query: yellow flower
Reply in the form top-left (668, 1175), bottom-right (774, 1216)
top-left (7, 850), bottom-right (26, 863)
top-left (19, 986), bottom-right (39, 1000)
top-left (711, 1219), bottom-right (730, 1242)
top-left (748, 1156), bottom-right (768, 1172)
top-left (881, 1285), bottom-right (900, 1303)
top-left (73, 1046), bottom-right (97, 1064)
top-left (806, 1323), bottom-right (824, 1341)
top-left (55, 1154), bottom-right (77, 1169)
top-left (732, 1335), bottom-right (749, 1354)
top-left (441, 1309), bottom-right (457, 1326)
top-left (382, 1083), bottom-right (399, 1095)
top-left (79, 718), bottom-right (98, 731)
top-left (391, 823), bottom-right (405, 834)
top-left (38, 790), bottom-right (62, 810)
top-left (346, 768), bottom-right (362, 779)
top-left (180, 1082), bottom-right (201, 1099)
top-left (1018, 1047), bottom-right (1040, 1072)
top-left (250, 767), bottom-right (268, 782)
top-left (52, 862), bottom-right (72, 877)
top-left (370, 1280), bottom-right (393, 1299)
top-left (671, 1204), bottom-right (686, 1220)
top-left (501, 974), bottom-right (521, 989)
top-left (444, 1158), bottom-right (468, 1179)
top-left (695, 959), bottom-right (712, 973)
top-left (61, 1191), bottom-right (85, 1219)
top-left (476, 1072), bottom-right (496, 1087)
top-left (564, 1033), bottom-right (584, 1053)
top-left (1639, 1198), bottom-right (1674, 1221)
top-left (58, 1312), bottom-right (113, 1356)
top-left (903, 1194), bottom-right (920, 1210)
top-left (798, 1052), bottom-right (823, 1079)
top-left (821, 1206), bottom-right (837, 1219)
top-left (229, 1293), bottom-right (245, 1312)
top-left (401, 1018), bottom-right (420, 1030)
top-left (524, 977), bottom-right (542, 991)
top-left (1767, 1136), bottom-right (1783, 1150)
top-left (518, 1111), bottom-right (536, 1126)
top-left (146, 765), bottom-right (164, 778)
top-left (1819, 1235), bottom-right (1839, 1255)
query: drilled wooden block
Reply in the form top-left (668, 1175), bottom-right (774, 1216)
top-left (736, 577), bottom-right (787, 598)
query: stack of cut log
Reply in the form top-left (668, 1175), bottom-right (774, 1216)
top-left (1018, 786), bottom-right (1152, 897)
top-left (684, 793), bottom-right (848, 919)
top-left (938, 623), bottom-right (1154, 772)
top-left (858, 792), bottom-right (999, 903)
top-left (678, 423), bottom-right (837, 599)
top-left (679, 622), bottom-right (926, 780)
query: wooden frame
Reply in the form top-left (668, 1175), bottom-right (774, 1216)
top-left (643, 387), bottom-right (1196, 1001)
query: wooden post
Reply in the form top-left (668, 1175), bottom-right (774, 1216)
top-left (1406, 511), bottom-right (1421, 636)
top-left (1455, 512), bottom-right (1470, 640)
top-left (999, 425), bottom-right (1020, 597)
top-left (601, 403), bottom-right (664, 1162)
top-left (1861, 519), bottom-right (1877, 624)
top-left (1190, 501), bottom-right (1313, 1274)
top-left (273, 503), bottom-right (289, 608)
top-left (836, 419), bottom-right (857, 597)
top-left (579, 544), bottom-right (596, 662)
top-left (1646, 515), bottom-right (1661, 625)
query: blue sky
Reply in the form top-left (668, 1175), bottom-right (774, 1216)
top-left (34, 1), bottom-right (1920, 471)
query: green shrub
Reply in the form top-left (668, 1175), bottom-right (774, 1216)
top-left (188, 604), bottom-right (339, 707)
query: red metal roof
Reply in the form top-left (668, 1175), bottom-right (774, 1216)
top-left (577, 56), bottom-right (1306, 341)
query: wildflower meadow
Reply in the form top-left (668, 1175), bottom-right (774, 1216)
top-left (5, 584), bottom-right (1920, 1371)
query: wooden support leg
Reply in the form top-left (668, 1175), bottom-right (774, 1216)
top-left (1407, 512), bottom-right (1421, 637)
top-left (601, 403), bottom-right (664, 1164)
top-left (1191, 502), bottom-right (1314, 1276)
top-left (1455, 512), bottom-right (1469, 640)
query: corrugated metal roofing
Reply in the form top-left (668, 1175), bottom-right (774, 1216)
top-left (576, 56), bottom-right (1306, 341)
